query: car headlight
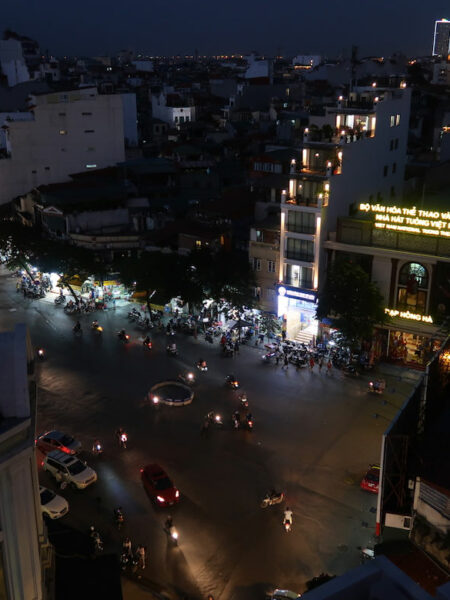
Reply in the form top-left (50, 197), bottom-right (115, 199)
top-left (156, 496), bottom-right (165, 503)
top-left (175, 490), bottom-right (180, 498)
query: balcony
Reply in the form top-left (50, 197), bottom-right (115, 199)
top-left (285, 251), bottom-right (314, 262)
top-left (285, 223), bottom-right (316, 235)
top-left (284, 276), bottom-right (314, 288)
top-left (284, 196), bottom-right (321, 208)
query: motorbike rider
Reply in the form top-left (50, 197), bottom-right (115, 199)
top-left (73, 321), bottom-right (81, 332)
top-left (119, 329), bottom-right (126, 339)
top-left (92, 439), bottom-right (102, 454)
top-left (232, 410), bottom-right (240, 428)
top-left (116, 427), bottom-right (127, 447)
top-left (143, 335), bottom-right (151, 346)
top-left (197, 358), bottom-right (207, 369)
top-left (114, 506), bottom-right (124, 525)
top-left (92, 319), bottom-right (99, 329)
top-left (284, 506), bottom-right (293, 525)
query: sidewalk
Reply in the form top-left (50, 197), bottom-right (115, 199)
top-left (121, 575), bottom-right (174, 600)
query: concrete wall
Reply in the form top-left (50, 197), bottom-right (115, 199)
top-left (121, 93), bottom-right (138, 147)
top-left (0, 88), bottom-right (125, 205)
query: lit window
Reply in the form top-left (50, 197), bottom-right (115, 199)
top-left (396, 114), bottom-right (400, 126)
top-left (390, 115), bottom-right (395, 127)
top-left (195, 240), bottom-right (202, 248)
top-left (59, 129), bottom-right (67, 135)
top-left (86, 164), bottom-right (97, 168)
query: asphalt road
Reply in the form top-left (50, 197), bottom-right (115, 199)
top-left (0, 269), bottom-right (414, 600)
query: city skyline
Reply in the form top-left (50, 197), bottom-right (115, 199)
top-left (3, 0), bottom-right (450, 58)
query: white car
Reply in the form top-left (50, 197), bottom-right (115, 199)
top-left (270, 590), bottom-right (301, 600)
top-left (43, 450), bottom-right (97, 489)
top-left (39, 486), bottom-right (69, 519)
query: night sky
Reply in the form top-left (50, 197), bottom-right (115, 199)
top-left (3, 0), bottom-right (450, 58)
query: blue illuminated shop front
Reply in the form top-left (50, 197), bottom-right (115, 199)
top-left (276, 284), bottom-right (318, 341)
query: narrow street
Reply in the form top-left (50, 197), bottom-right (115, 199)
top-left (0, 269), bottom-right (417, 599)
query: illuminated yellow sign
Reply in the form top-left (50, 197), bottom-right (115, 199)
top-left (359, 203), bottom-right (450, 238)
top-left (384, 308), bottom-right (433, 324)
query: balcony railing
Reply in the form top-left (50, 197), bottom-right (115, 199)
top-left (284, 196), bottom-right (322, 208)
top-left (284, 276), bottom-right (314, 288)
top-left (285, 223), bottom-right (316, 234)
top-left (285, 251), bottom-right (314, 262)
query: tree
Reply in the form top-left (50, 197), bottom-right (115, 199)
top-left (316, 260), bottom-right (387, 349)
top-left (0, 220), bottom-right (44, 281)
top-left (260, 313), bottom-right (281, 339)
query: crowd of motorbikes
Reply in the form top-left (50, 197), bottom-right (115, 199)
top-left (17, 274), bottom-right (50, 299)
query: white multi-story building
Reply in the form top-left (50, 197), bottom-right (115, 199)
top-left (0, 323), bottom-right (52, 600)
top-left (277, 87), bottom-right (411, 342)
top-left (151, 91), bottom-right (195, 127)
top-left (0, 87), bottom-right (125, 205)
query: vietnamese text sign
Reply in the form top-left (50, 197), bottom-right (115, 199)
top-left (359, 203), bottom-right (450, 238)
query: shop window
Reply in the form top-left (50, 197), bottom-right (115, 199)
top-left (397, 262), bottom-right (429, 313)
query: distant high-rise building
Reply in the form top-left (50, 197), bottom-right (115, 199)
top-left (432, 18), bottom-right (450, 56)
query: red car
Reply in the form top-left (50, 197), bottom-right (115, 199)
top-left (141, 464), bottom-right (180, 506)
top-left (36, 431), bottom-right (82, 455)
top-left (360, 464), bottom-right (380, 494)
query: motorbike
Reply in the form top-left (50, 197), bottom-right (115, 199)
top-left (261, 491), bottom-right (285, 508)
top-left (118, 331), bottom-right (130, 343)
top-left (90, 527), bottom-right (104, 552)
top-left (368, 380), bottom-right (385, 394)
top-left (197, 360), bottom-right (208, 371)
top-left (128, 309), bottom-right (141, 321)
top-left (73, 324), bottom-right (82, 335)
top-left (37, 348), bottom-right (46, 360)
top-left (164, 518), bottom-right (178, 545)
top-left (114, 508), bottom-right (124, 530)
top-left (117, 430), bottom-right (128, 449)
top-left (283, 511), bottom-right (293, 532)
top-left (92, 440), bottom-right (103, 455)
top-left (261, 352), bottom-right (276, 363)
top-left (143, 338), bottom-right (152, 349)
top-left (151, 394), bottom-right (160, 408)
top-left (223, 344), bottom-right (234, 357)
top-left (225, 375), bottom-right (239, 389)
top-left (166, 344), bottom-right (178, 356)
top-left (343, 364), bottom-right (359, 377)
top-left (239, 393), bottom-right (249, 410)
top-left (91, 323), bottom-right (103, 333)
top-left (205, 333), bottom-right (213, 344)
top-left (178, 372), bottom-right (195, 385)
top-left (54, 295), bottom-right (66, 305)
top-left (244, 415), bottom-right (254, 431)
top-left (207, 412), bottom-right (223, 428)
top-left (232, 412), bottom-right (240, 429)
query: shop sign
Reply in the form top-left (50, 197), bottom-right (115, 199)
top-left (278, 286), bottom-right (316, 302)
top-left (359, 203), bottom-right (450, 238)
top-left (384, 308), bottom-right (433, 324)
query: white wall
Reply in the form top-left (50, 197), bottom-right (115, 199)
top-left (0, 88), bottom-right (125, 205)
top-left (0, 39), bottom-right (30, 87)
top-left (121, 93), bottom-right (138, 146)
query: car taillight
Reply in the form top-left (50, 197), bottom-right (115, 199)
top-left (156, 496), bottom-right (164, 503)
top-left (140, 468), bottom-right (143, 473)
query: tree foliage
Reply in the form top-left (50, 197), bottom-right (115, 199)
top-left (316, 260), bottom-right (387, 348)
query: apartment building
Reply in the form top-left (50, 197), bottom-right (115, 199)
top-left (0, 87), bottom-right (125, 205)
top-left (278, 87), bottom-right (411, 342)
top-left (151, 91), bottom-right (196, 127)
top-left (249, 215), bottom-right (280, 312)
top-left (0, 324), bottom-right (52, 599)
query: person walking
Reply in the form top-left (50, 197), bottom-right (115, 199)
top-left (318, 357), bottom-right (324, 373)
top-left (122, 537), bottom-right (132, 557)
top-left (275, 351), bottom-right (280, 366)
top-left (309, 356), bottom-right (315, 372)
top-left (281, 329), bottom-right (287, 342)
top-left (136, 545), bottom-right (146, 570)
top-left (326, 359), bottom-right (332, 375)
top-left (234, 340), bottom-right (240, 355)
top-left (282, 354), bottom-right (289, 370)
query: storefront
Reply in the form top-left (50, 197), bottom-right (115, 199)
top-left (375, 310), bottom-right (442, 369)
top-left (276, 284), bottom-right (318, 341)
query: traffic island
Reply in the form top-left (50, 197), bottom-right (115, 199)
top-left (149, 381), bottom-right (194, 406)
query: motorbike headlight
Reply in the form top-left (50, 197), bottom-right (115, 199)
top-left (156, 496), bottom-right (165, 503)
top-left (175, 490), bottom-right (180, 498)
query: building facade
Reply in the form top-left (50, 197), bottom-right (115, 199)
top-left (0, 87), bottom-right (125, 205)
top-left (324, 202), bottom-right (450, 367)
top-left (0, 324), bottom-right (52, 599)
top-left (249, 217), bottom-right (280, 313)
top-left (278, 87), bottom-right (411, 342)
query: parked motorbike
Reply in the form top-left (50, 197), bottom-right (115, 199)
top-left (261, 491), bottom-right (285, 508)
top-left (54, 295), bottom-right (66, 305)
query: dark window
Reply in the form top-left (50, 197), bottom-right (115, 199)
top-left (45, 167), bottom-right (50, 171)
top-left (81, 112), bottom-right (92, 116)
top-left (286, 238), bottom-right (314, 261)
top-left (383, 165), bottom-right (388, 177)
top-left (394, 138), bottom-right (399, 149)
top-left (286, 210), bottom-right (315, 234)
top-left (84, 130), bottom-right (95, 133)
top-left (392, 162), bottom-right (397, 174)
top-left (58, 112), bottom-right (66, 116)
top-left (32, 170), bottom-right (37, 174)
top-left (390, 140), bottom-right (394, 151)
top-left (390, 186), bottom-right (395, 197)
top-left (368, 194), bottom-right (373, 202)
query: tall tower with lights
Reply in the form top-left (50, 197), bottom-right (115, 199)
top-left (432, 18), bottom-right (450, 56)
